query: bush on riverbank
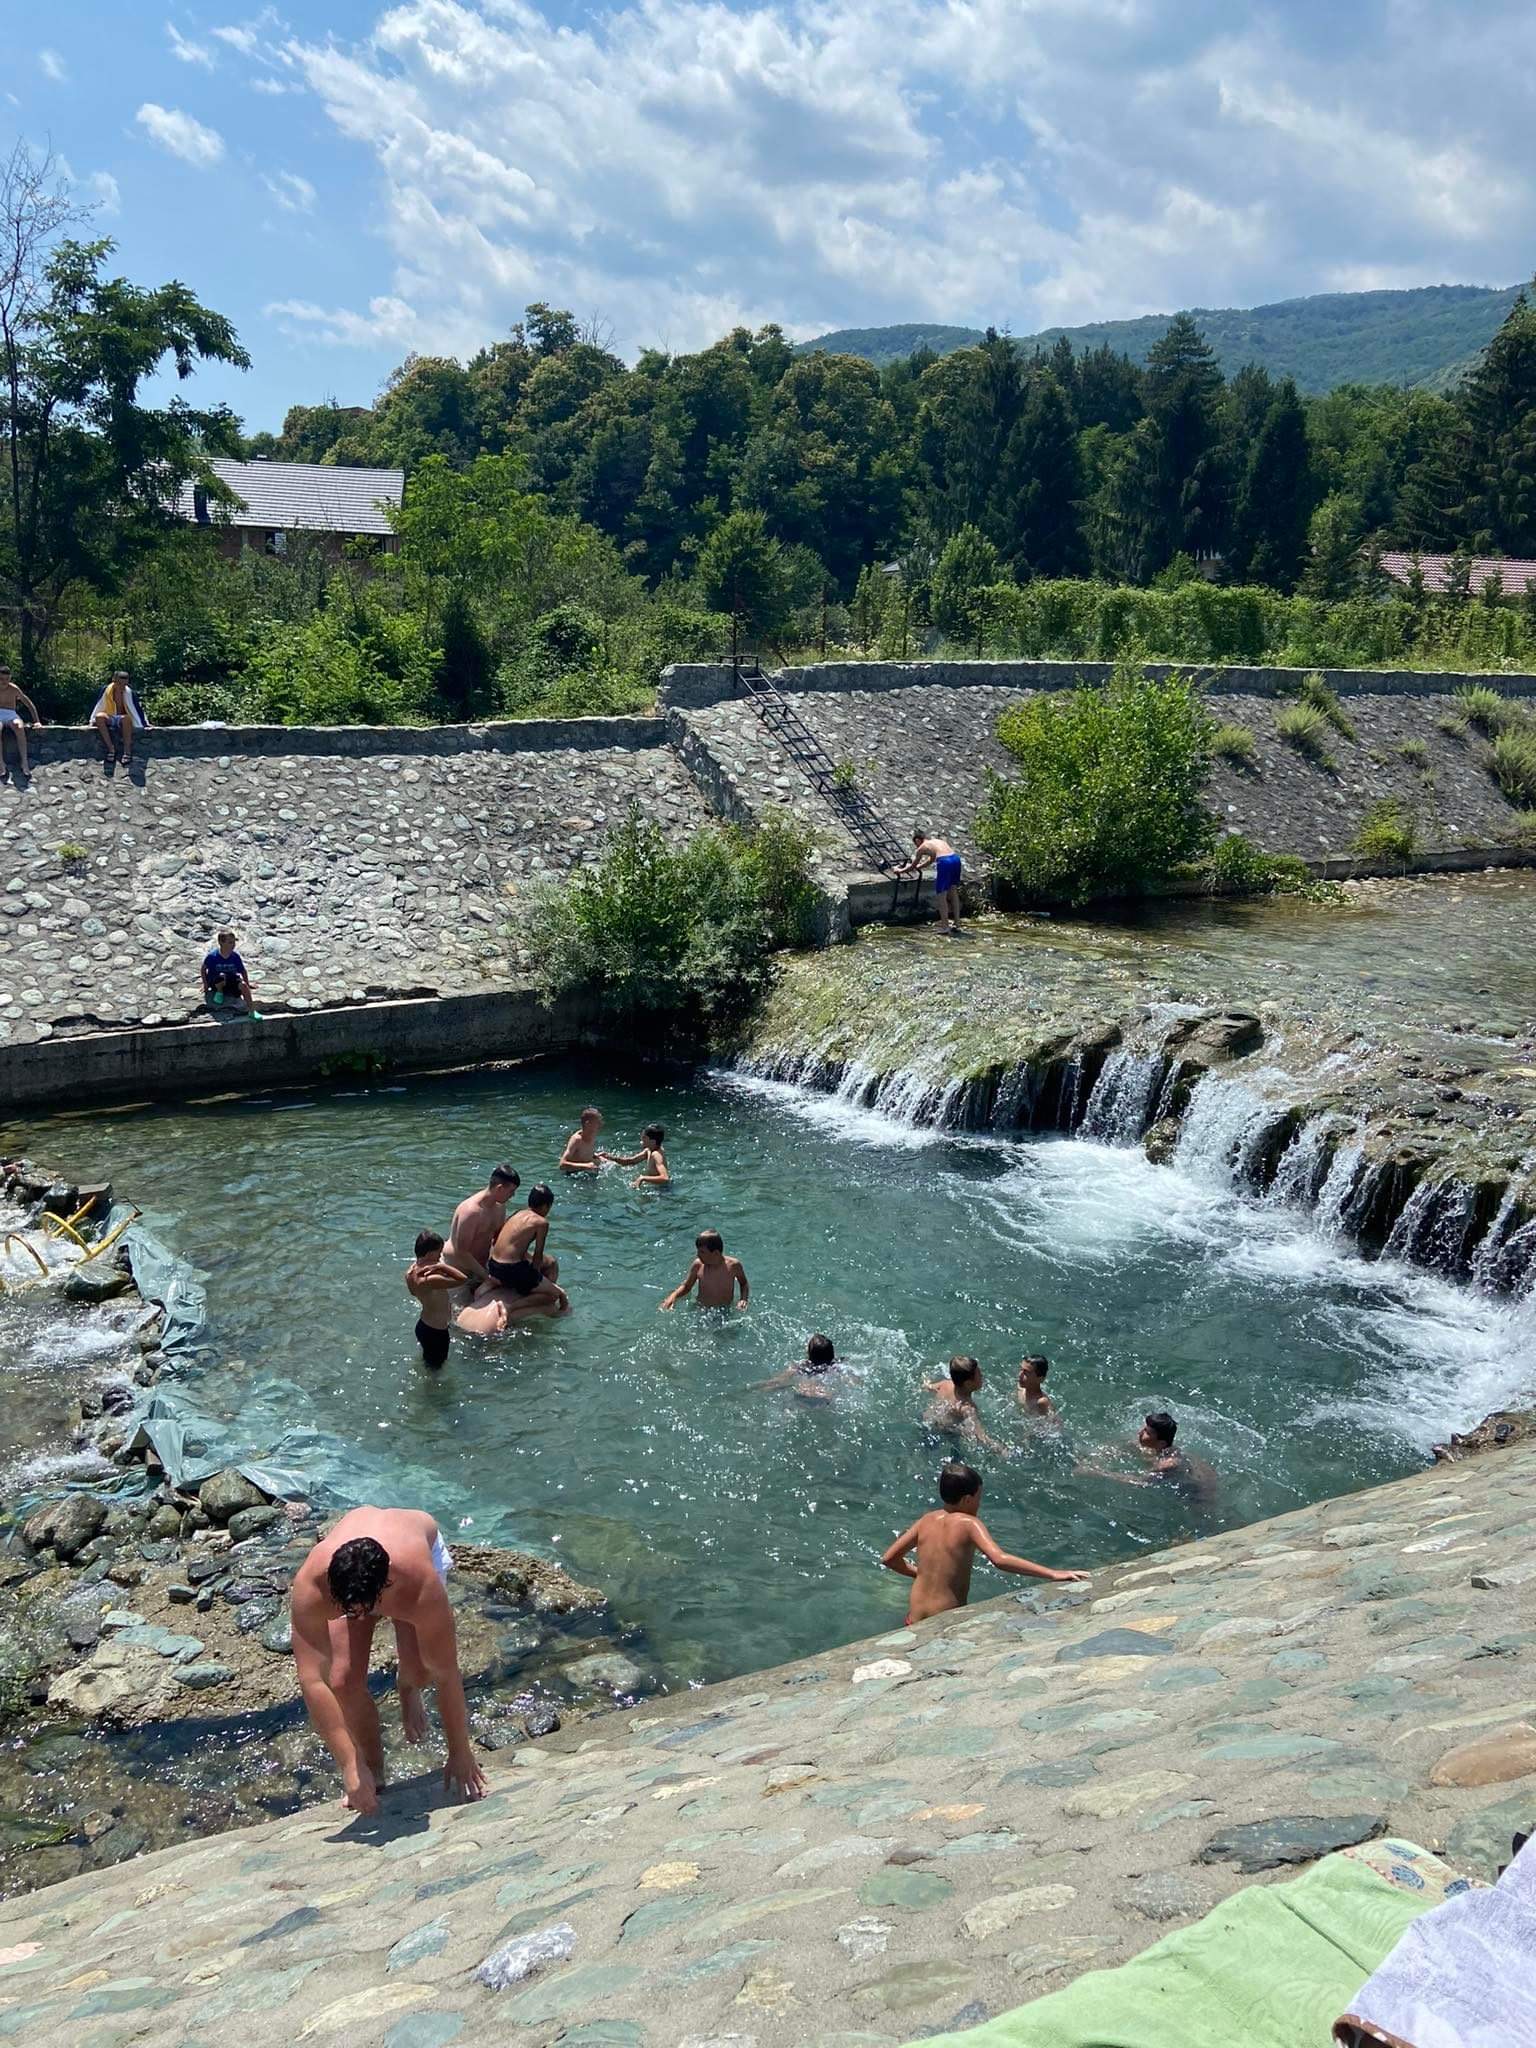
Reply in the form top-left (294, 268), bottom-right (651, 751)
top-left (978, 657), bottom-right (1217, 905)
top-left (520, 810), bottom-right (821, 1031)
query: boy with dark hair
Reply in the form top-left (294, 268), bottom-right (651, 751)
top-left (202, 927), bottom-right (252, 1010)
top-left (405, 1230), bottom-right (465, 1369)
top-left (753, 1331), bottom-right (854, 1400)
top-left (660, 1228), bottom-right (749, 1310)
top-left (1077, 1410), bottom-right (1219, 1509)
top-left (445, 1165), bottom-right (519, 1293)
top-left (923, 1356), bottom-right (1005, 1450)
top-left (603, 1122), bottom-right (671, 1187)
top-left (1016, 1354), bottom-right (1058, 1423)
top-left (560, 1107), bottom-right (605, 1173)
top-left (485, 1183), bottom-right (568, 1313)
top-left (290, 1505), bottom-right (486, 1814)
top-left (896, 828), bottom-right (964, 935)
top-left (882, 1462), bottom-right (1089, 1622)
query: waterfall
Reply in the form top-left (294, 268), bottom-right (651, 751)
top-left (1173, 1072), bottom-right (1294, 1190)
top-left (1270, 1115), bottom-right (1344, 1212)
top-left (1471, 1163), bottom-right (1536, 1290)
top-left (1314, 1137), bottom-right (1367, 1239)
top-left (1079, 1048), bottom-right (1165, 1145)
top-left (1384, 1177), bottom-right (1480, 1273)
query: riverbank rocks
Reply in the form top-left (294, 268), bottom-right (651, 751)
top-left (1199, 1813), bottom-right (1387, 1872)
top-left (197, 1468), bottom-right (271, 1524)
top-left (21, 1495), bottom-right (106, 1565)
top-left (227, 1504), bottom-right (281, 1543)
top-left (61, 1266), bottom-right (132, 1304)
top-left (1428, 1722), bottom-right (1536, 1788)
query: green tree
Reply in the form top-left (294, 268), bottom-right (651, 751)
top-left (1457, 282), bottom-right (1536, 553)
top-left (931, 523), bottom-right (1003, 646)
top-left (1300, 491), bottom-right (1364, 598)
top-left (697, 508), bottom-right (791, 649)
top-left (389, 452), bottom-right (575, 624)
top-left (0, 143), bottom-right (248, 674)
top-left (367, 354), bottom-right (480, 468)
top-left (1141, 314), bottom-right (1226, 570)
top-left (996, 369), bottom-right (1086, 577)
top-left (1230, 379), bottom-right (1311, 589)
top-left (976, 657), bottom-right (1216, 903)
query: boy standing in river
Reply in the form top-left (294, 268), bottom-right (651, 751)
top-left (896, 827), bottom-right (965, 935)
top-left (560, 1108), bottom-right (605, 1173)
top-left (404, 1230), bottom-right (465, 1369)
top-left (660, 1229), bottom-right (749, 1309)
top-left (882, 1462), bottom-right (1089, 1622)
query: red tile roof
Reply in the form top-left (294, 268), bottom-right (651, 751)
top-left (1379, 551), bottom-right (1536, 596)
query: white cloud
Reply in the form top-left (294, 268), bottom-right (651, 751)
top-left (167, 22), bottom-right (216, 66)
top-left (135, 102), bottom-right (226, 168)
top-left (263, 169), bottom-right (316, 212)
top-left (263, 0), bottom-right (1536, 358)
top-left (38, 48), bottom-right (67, 82)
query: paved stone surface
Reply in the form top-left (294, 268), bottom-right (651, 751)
top-left (0, 743), bottom-right (708, 1042)
top-left (3, 1448), bottom-right (1534, 2045)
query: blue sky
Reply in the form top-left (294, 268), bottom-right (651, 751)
top-left (13, 2), bottom-right (1536, 432)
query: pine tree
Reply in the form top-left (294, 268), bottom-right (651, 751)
top-left (994, 370), bottom-right (1086, 578)
top-left (1141, 314), bottom-right (1226, 571)
top-left (1300, 492), bottom-right (1364, 599)
top-left (1457, 284), bottom-right (1536, 554)
top-left (1230, 380), bottom-right (1311, 590)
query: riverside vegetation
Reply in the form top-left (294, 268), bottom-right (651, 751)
top-left (6, 143), bottom-right (1536, 726)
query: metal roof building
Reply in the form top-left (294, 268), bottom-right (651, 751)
top-left (175, 458), bottom-right (404, 542)
top-left (1379, 551), bottom-right (1536, 597)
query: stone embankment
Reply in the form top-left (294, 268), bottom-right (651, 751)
top-left (2, 1444), bottom-right (1534, 2045)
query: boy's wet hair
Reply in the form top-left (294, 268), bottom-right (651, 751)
top-left (949, 1355), bottom-right (981, 1388)
top-left (529, 1183), bottom-right (555, 1213)
top-left (938, 1460), bottom-right (981, 1505)
top-left (415, 1229), bottom-right (444, 1257)
top-left (580, 1105), bottom-right (602, 1123)
top-left (911, 826), bottom-right (926, 842)
top-left (643, 1123), bottom-right (665, 1145)
top-left (696, 1229), bottom-right (724, 1253)
top-left (1021, 1354), bottom-right (1049, 1379)
top-left (806, 1333), bottom-right (835, 1367)
top-left (489, 1164), bottom-right (519, 1188)
top-left (1145, 1410), bottom-right (1177, 1447)
top-left (327, 1536), bottom-right (391, 1616)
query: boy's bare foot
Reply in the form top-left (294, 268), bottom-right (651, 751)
top-left (400, 1685), bottom-right (430, 1744)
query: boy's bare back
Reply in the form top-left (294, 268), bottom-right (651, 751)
top-left (903, 1508), bottom-right (984, 1621)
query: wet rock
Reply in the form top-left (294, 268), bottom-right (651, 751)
top-left (147, 1506), bottom-right (183, 1540)
top-left (562, 1652), bottom-right (650, 1697)
top-left (66, 1617), bottom-right (102, 1651)
top-left (22, 1493), bottom-right (107, 1564)
top-left (175, 1660), bottom-right (235, 1691)
top-left (167, 1584), bottom-right (196, 1605)
top-left (227, 1504), bottom-right (281, 1544)
top-left (260, 1614), bottom-right (293, 1655)
top-left (197, 1468), bottom-right (270, 1525)
top-left (1428, 1722), bottom-right (1536, 1788)
top-left (222, 1578), bottom-right (280, 1605)
top-left (524, 1706), bottom-right (562, 1739)
top-left (186, 1554), bottom-right (226, 1585)
top-left (63, 1265), bottom-right (133, 1303)
top-left (1199, 1813), bottom-right (1385, 1873)
top-left (237, 1601), bottom-right (279, 1635)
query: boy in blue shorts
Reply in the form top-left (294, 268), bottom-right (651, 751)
top-left (899, 829), bottom-right (965, 935)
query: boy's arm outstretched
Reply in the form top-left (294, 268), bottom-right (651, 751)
top-left (731, 1258), bottom-right (750, 1308)
top-left (660, 1259), bottom-right (700, 1310)
top-left (881, 1521), bottom-right (921, 1580)
top-left (971, 1517), bottom-right (1089, 1583)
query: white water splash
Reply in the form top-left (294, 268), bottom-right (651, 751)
top-left (1079, 1048), bottom-right (1165, 1145)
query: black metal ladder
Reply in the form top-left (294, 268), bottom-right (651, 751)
top-left (735, 661), bottom-right (911, 874)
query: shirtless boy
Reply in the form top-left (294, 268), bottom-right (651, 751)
top-left (602, 1122), bottom-right (671, 1188)
top-left (484, 1184), bottom-right (568, 1314)
top-left (1015, 1355), bottom-right (1059, 1424)
top-left (1077, 1410), bottom-right (1219, 1510)
top-left (560, 1108), bottom-right (604, 1173)
top-left (754, 1332), bottom-right (852, 1401)
top-left (0, 668), bottom-right (40, 780)
top-left (882, 1462), bottom-right (1089, 1623)
top-left (896, 827), bottom-right (964, 935)
top-left (289, 1505), bottom-right (487, 1814)
top-left (922, 1356), bottom-right (1006, 1451)
top-left (404, 1230), bottom-right (465, 1369)
top-left (445, 1165), bottom-right (519, 1293)
top-left (660, 1229), bottom-right (749, 1310)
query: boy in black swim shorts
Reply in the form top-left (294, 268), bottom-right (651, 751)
top-left (485, 1184), bottom-right (569, 1314)
top-left (404, 1230), bottom-right (466, 1368)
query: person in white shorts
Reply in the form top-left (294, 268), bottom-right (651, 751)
top-left (0, 667), bottom-right (41, 781)
top-left (289, 1504), bottom-right (486, 1814)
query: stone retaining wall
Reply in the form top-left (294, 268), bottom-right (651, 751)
top-left (30, 713), bottom-right (666, 760)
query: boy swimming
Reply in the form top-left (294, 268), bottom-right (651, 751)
top-left (922, 1356), bottom-right (1006, 1451)
top-left (882, 1461), bottom-right (1089, 1622)
top-left (1077, 1410), bottom-right (1219, 1510)
top-left (404, 1230), bottom-right (465, 1369)
top-left (753, 1332), bottom-right (854, 1401)
top-left (660, 1229), bottom-right (749, 1310)
top-left (1015, 1354), bottom-right (1059, 1424)
top-left (560, 1108), bottom-right (604, 1173)
top-left (602, 1122), bottom-right (671, 1187)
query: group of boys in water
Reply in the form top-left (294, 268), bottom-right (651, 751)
top-left (299, 1106), bottom-right (1218, 1812)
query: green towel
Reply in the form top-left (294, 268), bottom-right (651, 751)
top-left (922, 1845), bottom-right (1453, 2048)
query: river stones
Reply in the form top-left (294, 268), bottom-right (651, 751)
top-left (198, 1469), bottom-right (271, 1524)
top-left (1429, 1721), bottom-right (1536, 1787)
top-left (175, 1660), bottom-right (236, 1691)
top-left (227, 1505), bottom-right (282, 1543)
top-left (1199, 1812), bottom-right (1386, 1872)
top-left (21, 1493), bottom-right (107, 1563)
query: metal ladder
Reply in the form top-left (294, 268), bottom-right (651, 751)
top-left (735, 661), bottom-right (912, 874)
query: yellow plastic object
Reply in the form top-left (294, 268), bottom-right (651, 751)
top-left (41, 1213), bottom-right (90, 1251)
top-left (1, 1231), bottom-right (49, 1277)
top-left (77, 1208), bottom-right (140, 1264)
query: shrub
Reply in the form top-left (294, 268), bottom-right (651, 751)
top-left (148, 681), bottom-right (244, 725)
top-left (1200, 832), bottom-right (1315, 897)
top-left (56, 842), bottom-right (87, 865)
top-left (519, 809), bottom-right (821, 1033)
top-left (1298, 672), bottom-right (1356, 739)
top-left (498, 664), bottom-right (652, 719)
top-left (1212, 722), bottom-right (1258, 768)
top-left (1352, 799), bottom-right (1417, 864)
top-left (1504, 810), bottom-right (1536, 849)
top-left (977, 656), bottom-right (1215, 905)
top-left (1492, 729), bottom-right (1536, 804)
top-left (1456, 684), bottom-right (1516, 736)
top-left (1438, 711), bottom-right (1469, 740)
top-left (1396, 738), bottom-right (1430, 767)
top-left (234, 604), bottom-right (437, 726)
top-left (1276, 701), bottom-right (1335, 766)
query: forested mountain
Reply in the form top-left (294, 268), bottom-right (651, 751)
top-left (802, 284), bottom-right (1524, 394)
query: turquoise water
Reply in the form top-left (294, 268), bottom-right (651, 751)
top-left (26, 1059), bottom-right (1534, 1684)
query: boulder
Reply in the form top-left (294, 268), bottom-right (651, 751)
top-left (1163, 1010), bottom-right (1264, 1062)
top-left (47, 1664), bottom-right (136, 1716)
top-left (147, 1505), bottom-right (183, 1540)
top-left (63, 1267), bottom-right (132, 1304)
top-left (227, 1504), bottom-right (281, 1544)
top-left (1429, 1722), bottom-right (1536, 1789)
top-left (197, 1468), bottom-right (269, 1525)
top-left (562, 1650), bottom-right (651, 1696)
top-left (22, 1493), bottom-right (108, 1564)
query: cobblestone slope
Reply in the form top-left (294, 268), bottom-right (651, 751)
top-left (2, 1447), bottom-right (1532, 2046)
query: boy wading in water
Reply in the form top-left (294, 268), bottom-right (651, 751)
top-left (661, 1229), bottom-right (749, 1310)
top-left (445, 1165), bottom-right (519, 1295)
top-left (405, 1230), bottom-right (465, 1368)
top-left (897, 828), bottom-right (965, 935)
top-left (602, 1122), bottom-right (672, 1187)
top-left (882, 1461), bottom-right (1089, 1622)
top-left (1015, 1354), bottom-right (1059, 1425)
top-left (290, 1506), bottom-right (487, 1814)
top-left (923, 1356), bottom-right (1006, 1451)
top-left (560, 1107), bottom-right (604, 1173)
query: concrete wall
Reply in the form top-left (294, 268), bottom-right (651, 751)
top-left (34, 715), bottom-right (666, 762)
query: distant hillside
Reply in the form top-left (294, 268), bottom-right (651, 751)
top-left (800, 284), bottom-right (1526, 393)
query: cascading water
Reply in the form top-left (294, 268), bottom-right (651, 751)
top-left (1173, 1071), bottom-right (1295, 1190)
top-left (1269, 1114), bottom-right (1345, 1212)
top-left (1079, 1047), bottom-right (1166, 1145)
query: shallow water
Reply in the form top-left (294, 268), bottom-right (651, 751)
top-left (21, 1055), bottom-right (1536, 1686)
